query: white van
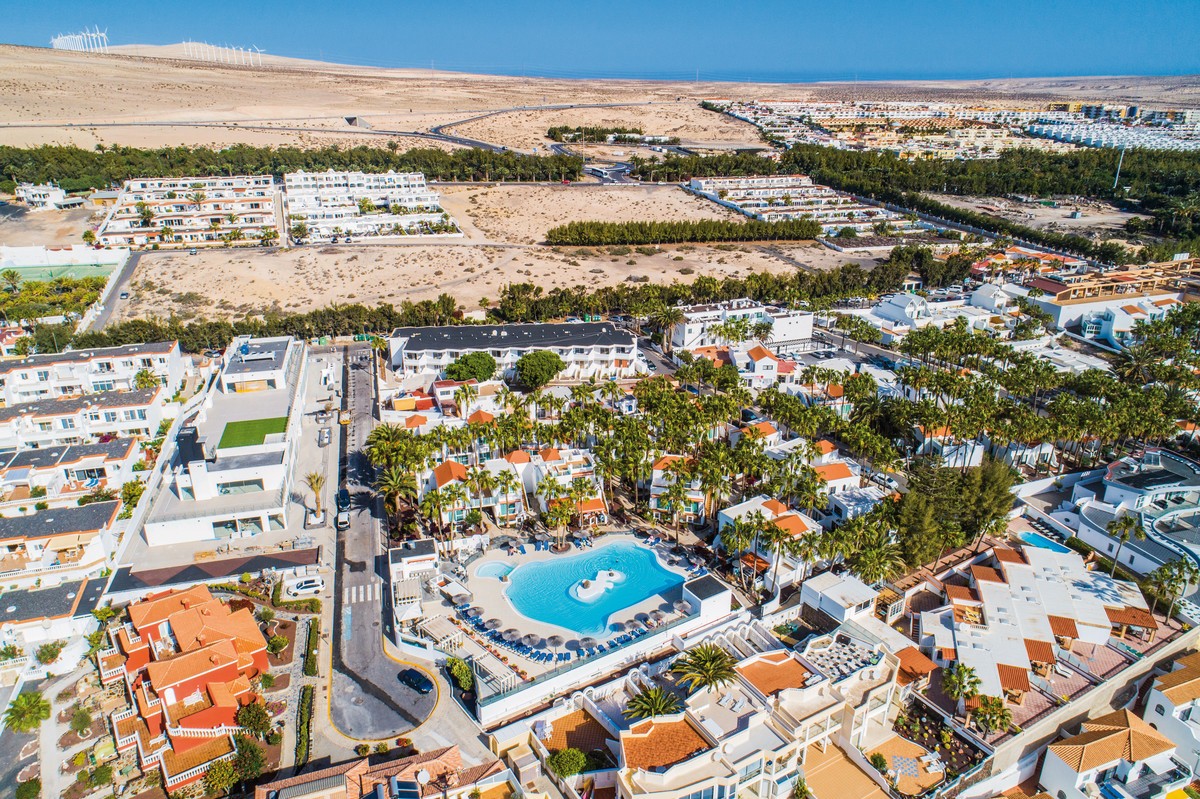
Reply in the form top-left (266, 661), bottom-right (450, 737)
top-left (285, 577), bottom-right (326, 597)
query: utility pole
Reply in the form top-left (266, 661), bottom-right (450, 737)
top-left (1112, 143), bottom-right (1126, 191)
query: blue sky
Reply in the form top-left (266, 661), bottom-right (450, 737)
top-left (9, 0), bottom-right (1200, 81)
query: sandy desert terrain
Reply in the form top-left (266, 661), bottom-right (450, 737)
top-left (927, 194), bottom-right (1142, 235)
top-left (3, 44), bottom-right (1198, 152)
top-left (102, 183), bottom-right (876, 321)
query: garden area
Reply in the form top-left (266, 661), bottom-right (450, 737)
top-left (218, 417), bottom-right (288, 449)
top-left (893, 703), bottom-right (987, 780)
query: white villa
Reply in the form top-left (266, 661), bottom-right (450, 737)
top-left (0, 340), bottom-right (187, 406)
top-left (670, 298), bottom-right (814, 354)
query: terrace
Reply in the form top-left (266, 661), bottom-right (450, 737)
top-left (217, 416), bottom-right (288, 449)
top-left (866, 735), bottom-right (945, 796)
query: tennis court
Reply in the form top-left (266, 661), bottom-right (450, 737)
top-left (7, 263), bottom-right (116, 282)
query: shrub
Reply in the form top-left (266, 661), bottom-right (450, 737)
top-left (240, 572), bottom-right (254, 584)
top-left (259, 673), bottom-right (276, 690)
top-left (547, 748), bottom-right (588, 777)
top-left (0, 644), bottom-right (23, 661)
top-left (69, 707), bottom-right (93, 735)
top-left (869, 752), bottom-right (888, 773)
top-left (15, 779), bottom-right (39, 799)
top-left (35, 640), bottom-right (65, 665)
top-left (33, 502), bottom-right (47, 511)
top-left (267, 635), bottom-right (289, 655)
top-left (303, 619), bottom-right (320, 677)
top-left (258, 607), bottom-right (276, 623)
top-left (28, 486), bottom-right (46, 498)
top-left (447, 657), bottom-right (474, 691)
top-left (89, 764), bottom-right (113, 788)
top-left (356, 743), bottom-right (371, 757)
top-left (267, 730), bottom-right (283, 746)
top-left (295, 685), bottom-right (314, 767)
top-left (374, 742), bottom-right (389, 754)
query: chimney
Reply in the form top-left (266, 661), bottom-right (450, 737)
top-left (181, 598), bottom-right (191, 609)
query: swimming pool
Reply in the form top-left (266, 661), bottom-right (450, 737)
top-left (503, 541), bottom-right (684, 637)
top-left (476, 562), bottom-right (514, 580)
top-left (1018, 530), bottom-right (1072, 554)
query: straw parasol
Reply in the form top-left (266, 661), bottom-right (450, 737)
top-left (579, 637), bottom-right (598, 651)
top-left (649, 610), bottom-right (666, 623)
top-left (466, 607), bottom-right (483, 618)
top-left (610, 621), bottom-right (628, 633)
top-left (451, 593), bottom-right (471, 606)
top-left (534, 532), bottom-right (550, 541)
top-left (629, 619), bottom-right (646, 631)
top-left (503, 628), bottom-right (521, 642)
top-left (523, 634), bottom-right (544, 648)
top-left (485, 618), bottom-right (503, 630)
top-left (547, 635), bottom-right (565, 652)
top-left (674, 600), bottom-right (693, 614)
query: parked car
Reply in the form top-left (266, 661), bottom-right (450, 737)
top-left (118, 291), bottom-right (130, 300)
top-left (397, 668), bottom-right (434, 694)
top-left (336, 510), bottom-right (351, 530)
top-left (337, 488), bottom-right (351, 512)
top-left (286, 577), bottom-right (325, 597)
top-left (872, 473), bottom-right (901, 492)
top-left (188, 248), bottom-right (198, 255)
top-left (318, 427), bottom-right (332, 447)
top-left (203, 349), bottom-right (223, 359)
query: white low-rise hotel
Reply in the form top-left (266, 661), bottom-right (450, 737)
top-left (284, 169), bottom-right (457, 239)
top-left (0, 387), bottom-right (168, 453)
top-left (388, 323), bottom-right (639, 381)
top-left (96, 175), bottom-right (278, 248)
top-left (144, 336), bottom-right (306, 546)
top-left (671, 298), bottom-right (813, 354)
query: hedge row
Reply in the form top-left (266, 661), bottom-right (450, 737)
top-left (544, 218), bottom-right (823, 246)
top-left (295, 685), bottom-right (314, 768)
top-left (271, 580), bottom-right (322, 614)
top-left (302, 618), bottom-right (321, 678)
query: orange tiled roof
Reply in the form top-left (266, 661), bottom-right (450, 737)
top-left (404, 414), bottom-right (427, 429)
top-left (466, 409), bottom-right (494, 424)
top-left (772, 513), bottom-right (812, 538)
top-left (504, 450), bottom-right (531, 464)
top-left (160, 735), bottom-right (235, 780)
top-left (1048, 709), bottom-right (1174, 772)
top-left (815, 439), bottom-right (837, 455)
top-left (578, 498), bottom-right (606, 514)
top-left (1154, 656), bottom-right (1200, 705)
top-left (737, 650), bottom-right (811, 696)
top-left (145, 640), bottom-right (238, 692)
top-left (653, 455), bottom-right (684, 471)
top-left (432, 460), bottom-right (467, 488)
top-left (169, 603), bottom-right (265, 658)
top-left (747, 344), bottom-right (778, 362)
top-left (997, 664), bottom-right (1031, 693)
top-left (743, 421), bottom-right (777, 438)
top-left (993, 547), bottom-right (1026, 565)
top-left (896, 646), bottom-right (937, 685)
top-left (825, 384), bottom-right (844, 399)
top-left (128, 585), bottom-right (216, 632)
top-left (1024, 639), bottom-right (1056, 664)
top-left (622, 718), bottom-right (711, 772)
top-left (1048, 615), bottom-right (1080, 639)
top-left (539, 447), bottom-right (562, 462)
top-left (1106, 606), bottom-right (1156, 629)
top-left (763, 498), bottom-right (788, 515)
top-left (971, 565), bottom-right (1005, 584)
top-left (945, 584), bottom-right (978, 603)
top-left (939, 647), bottom-right (957, 661)
top-left (814, 462), bottom-right (854, 482)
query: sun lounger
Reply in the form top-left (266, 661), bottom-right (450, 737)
top-left (730, 697), bottom-right (746, 712)
top-left (519, 545), bottom-right (528, 555)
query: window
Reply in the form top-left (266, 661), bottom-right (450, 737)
top-left (1155, 704), bottom-right (1165, 715)
top-left (104, 412), bottom-right (118, 423)
top-left (93, 380), bottom-right (114, 392)
top-left (37, 422), bottom-right (51, 432)
top-left (60, 418), bottom-right (76, 430)
top-left (35, 370), bottom-right (49, 382)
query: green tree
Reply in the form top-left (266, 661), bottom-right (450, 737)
top-left (445, 351), bottom-right (496, 382)
top-left (547, 748), bottom-right (588, 777)
top-left (304, 471), bottom-right (326, 516)
top-left (14, 779), bottom-right (39, 799)
top-left (0, 270), bottom-right (20, 293)
top-left (942, 663), bottom-right (981, 720)
top-left (514, 350), bottom-right (565, 390)
top-left (1106, 513), bottom-right (1145, 577)
top-left (670, 643), bottom-right (737, 693)
top-left (623, 687), bottom-right (683, 719)
top-left (69, 707), bottom-right (93, 735)
top-left (233, 734), bottom-right (266, 782)
top-left (236, 702), bottom-right (273, 739)
top-left (204, 757), bottom-right (237, 795)
top-left (133, 368), bottom-right (159, 390)
top-left (973, 695), bottom-right (1013, 735)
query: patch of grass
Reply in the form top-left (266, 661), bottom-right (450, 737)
top-left (218, 417), bottom-right (288, 449)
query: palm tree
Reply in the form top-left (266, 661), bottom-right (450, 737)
top-left (493, 469), bottom-right (524, 526)
top-left (1106, 513), bottom-right (1145, 577)
top-left (973, 695), bottom-right (1012, 736)
top-left (719, 519), bottom-right (754, 591)
top-left (303, 472), bottom-right (326, 516)
top-left (3, 691), bottom-right (50, 733)
top-left (942, 663), bottom-right (981, 721)
top-left (0, 269), bottom-right (21, 293)
top-left (454, 383), bottom-right (480, 421)
top-left (419, 488), bottom-right (447, 539)
top-left (1158, 559), bottom-right (1200, 618)
top-left (651, 307), bottom-right (686, 355)
top-left (671, 643), bottom-right (737, 693)
top-left (850, 522), bottom-right (905, 585)
top-left (375, 465), bottom-right (416, 535)
top-left (623, 687), bottom-right (682, 719)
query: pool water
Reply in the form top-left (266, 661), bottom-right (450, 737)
top-left (1018, 530), bottom-right (1071, 554)
top-left (504, 541), bottom-right (684, 636)
top-left (477, 562), bottom-right (514, 580)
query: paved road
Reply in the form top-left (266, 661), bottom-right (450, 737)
top-left (84, 251), bottom-right (140, 331)
top-left (330, 345), bottom-right (436, 739)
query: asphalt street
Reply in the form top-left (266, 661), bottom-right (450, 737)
top-left (330, 344), bottom-right (436, 739)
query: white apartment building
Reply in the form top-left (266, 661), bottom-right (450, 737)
top-left (0, 341), bottom-right (187, 405)
top-left (283, 169), bottom-right (457, 239)
top-left (0, 438), bottom-right (141, 512)
top-left (14, 182), bottom-right (76, 210)
top-left (96, 175), bottom-right (278, 248)
top-left (144, 336), bottom-right (306, 546)
top-left (1145, 650), bottom-right (1200, 762)
top-left (1039, 710), bottom-right (1187, 799)
top-left (689, 175), bottom-right (911, 233)
top-left (670, 298), bottom-right (813, 354)
top-left (0, 387), bottom-right (168, 453)
top-left (388, 323), bottom-right (639, 382)
top-left (0, 501), bottom-right (120, 588)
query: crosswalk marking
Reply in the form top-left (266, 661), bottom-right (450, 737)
top-left (342, 582), bottom-right (380, 605)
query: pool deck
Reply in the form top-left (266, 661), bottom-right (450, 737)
top-left (463, 533), bottom-right (693, 643)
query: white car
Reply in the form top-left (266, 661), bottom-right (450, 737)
top-left (286, 577), bottom-right (325, 597)
top-left (872, 473), bottom-right (901, 491)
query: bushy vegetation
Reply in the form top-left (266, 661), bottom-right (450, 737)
top-left (545, 218), bottom-right (822, 245)
top-left (0, 273), bottom-right (106, 324)
top-left (302, 618), bottom-right (320, 677)
top-left (0, 143), bottom-right (583, 189)
top-left (547, 747), bottom-right (588, 777)
top-left (446, 657), bottom-right (474, 691)
top-left (270, 578), bottom-right (321, 614)
top-left (548, 125), bottom-right (643, 142)
top-left (444, 351), bottom-right (496, 382)
top-left (295, 685), bottom-right (314, 767)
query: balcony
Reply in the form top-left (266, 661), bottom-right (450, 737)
top-left (1101, 758), bottom-right (1191, 799)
